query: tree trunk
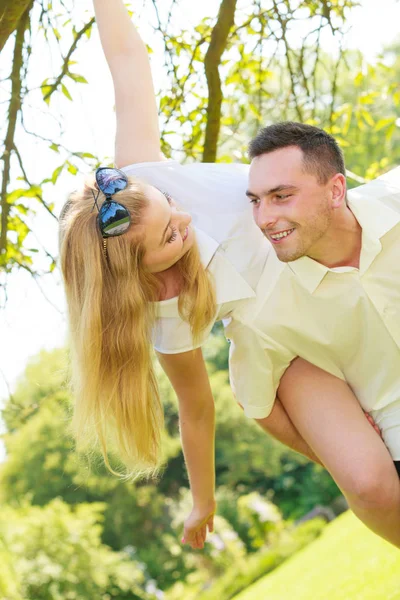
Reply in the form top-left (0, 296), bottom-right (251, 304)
top-left (202, 0), bottom-right (237, 163)
top-left (0, 0), bottom-right (33, 53)
top-left (0, 2), bottom-right (32, 258)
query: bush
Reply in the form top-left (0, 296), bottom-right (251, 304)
top-left (0, 498), bottom-right (153, 600)
top-left (165, 518), bottom-right (327, 600)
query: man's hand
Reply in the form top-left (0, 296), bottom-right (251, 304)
top-left (364, 411), bottom-right (382, 438)
top-left (182, 501), bottom-right (216, 550)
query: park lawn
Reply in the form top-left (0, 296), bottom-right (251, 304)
top-left (233, 511), bottom-right (400, 600)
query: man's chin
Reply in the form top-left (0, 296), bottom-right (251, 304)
top-left (273, 247), bottom-right (303, 263)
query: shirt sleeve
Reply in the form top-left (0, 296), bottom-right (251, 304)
top-left (153, 312), bottom-right (218, 355)
top-left (225, 318), bottom-right (295, 419)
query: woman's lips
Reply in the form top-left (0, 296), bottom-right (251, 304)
top-left (182, 227), bottom-right (189, 242)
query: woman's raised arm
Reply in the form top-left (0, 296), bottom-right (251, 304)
top-left (93, 0), bottom-right (165, 166)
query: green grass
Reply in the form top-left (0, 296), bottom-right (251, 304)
top-left (233, 512), bottom-right (400, 600)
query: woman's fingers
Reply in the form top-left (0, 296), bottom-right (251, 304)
top-left (182, 509), bottom-right (216, 550)
top-left (364, 411), bottom-right (383, 438)
top-left (195, 531), bottom-right (203, 549)
top-left (201, 524), bottom-right (207, 545)
top-left (207, 514), bottom-right (214, 533)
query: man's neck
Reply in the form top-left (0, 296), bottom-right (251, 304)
top-left (307, 206), bottom-right (362, 269)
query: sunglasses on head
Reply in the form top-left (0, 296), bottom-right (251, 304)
top-left (92, 167), bottom-right (131, 238)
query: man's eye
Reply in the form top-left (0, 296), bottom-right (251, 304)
top-left (249, 198), bottom-right (260, 205)
top-left (276, 194), bottom-right (291, 200)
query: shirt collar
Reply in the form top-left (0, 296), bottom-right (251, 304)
top-left (287, 175), bottom-right (400, 293)
top-left (287, 257), bottom-right (329, 294)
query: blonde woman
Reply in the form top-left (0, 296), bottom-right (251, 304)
top-left (59, 0), bottom-right (400, 551)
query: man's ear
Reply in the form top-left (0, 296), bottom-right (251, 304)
top-left (331, 173), bottom-right (346, 209)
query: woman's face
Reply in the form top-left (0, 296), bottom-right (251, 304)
top-left (137, 185), bottom-right (194, 273)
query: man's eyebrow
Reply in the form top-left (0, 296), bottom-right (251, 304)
top-left (246, 184), bottom-right (296, 197)
top-left (159, 218), bottom-right (171, 247)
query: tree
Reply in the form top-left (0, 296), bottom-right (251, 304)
top-left (1, 0), bottom-right (370, 301)
top-left (0, 498), bottom-right (152, 600)
top-left (0, 0), bottom-right (97, 303)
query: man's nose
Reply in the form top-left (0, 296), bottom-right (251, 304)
top-left (255, 202), bottom-right (279, 231)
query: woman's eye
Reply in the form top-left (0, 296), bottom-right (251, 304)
top-left (163, 192), bottom-right (173, 204)
top-left (167, 226), bottom-right (177, 244)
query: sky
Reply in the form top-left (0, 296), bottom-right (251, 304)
top-left (1, 0), bottom-right (400, 456)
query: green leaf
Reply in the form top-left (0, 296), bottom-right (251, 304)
top-left (51, 165), bottom-right (64, 184)
top-left (375, 117), bottom-right (395, 132)
top-left (15, 204), bottom-right (29, 215)
top-left (353, 71), bottom-right (363, 87)
top-left (385, 122), bottom-right (396, 141)
top-left (67, 163), bottom-right (78, 175)
top-left (67, 72), bottom-right (88, 84)
top-left (41, 79), bottom-right (52, 104)
top-left (50, 143), bottom-right (60, 153)
top-left (61, 83), bottom-right (72, 101)
top-left (361, 109), bottom-right (374, 127)
top-left (7, 186), bottom-right (42, 203)
top-left (74, 152), bottom-right (97, 159)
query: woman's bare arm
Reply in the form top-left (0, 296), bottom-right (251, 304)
top-left (93, 0), bottom-right (165, 166)
top-left (157, 348), bottom-right (216, 549)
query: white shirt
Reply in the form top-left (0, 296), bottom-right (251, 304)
top-left (226, 167), bottom-right (400, 459)
top-left (121, 160), bottom-right (270, 353)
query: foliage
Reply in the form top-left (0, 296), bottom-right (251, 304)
top-left (2, 0), bottom-right (398, 595)
top-left (0, 498), bottom-right (151, 600)
top-left (232, 511), bottom-right (400, 600)
top-left (3, 0), bottom-right (400, 300)
top-left (0, 0), bottom-right (99, 300)
top-left (166, 518), bottom-right (326, 600)
top-left (0, 343), bottom-right (339, 592)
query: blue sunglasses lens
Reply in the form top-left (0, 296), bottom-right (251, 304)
top-left (96, 168), bottom-right (128, 196)
top-left (99, 201), bottom-right (131, 237)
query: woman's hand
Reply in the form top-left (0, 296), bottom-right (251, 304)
top-left (182, 501), bottom-right (216, 550)
top-left (364, 410), bottom-right (383, 438)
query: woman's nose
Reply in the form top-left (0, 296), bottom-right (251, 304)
top-left (174, 210), bottom-right (192, 228)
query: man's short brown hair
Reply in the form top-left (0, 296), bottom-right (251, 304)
top-left (248, 121), bottom-right (346, 184)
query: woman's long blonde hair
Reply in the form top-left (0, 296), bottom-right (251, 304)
top-left (59, 175), bottom-right (216, 479)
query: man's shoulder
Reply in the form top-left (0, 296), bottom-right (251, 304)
top-left (348, 166), bottom-right (400, 215)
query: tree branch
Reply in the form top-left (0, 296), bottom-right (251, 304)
top-left (13, 144), bottom-right (57, 220)
top-left (0, 0), bottom-right (32, 53)
top-left (203, 0), bottom-right (237, 162)
top-left (0, 2), bottom-right (33, 258)
top-left (42, 17), bottom-right (95, 103)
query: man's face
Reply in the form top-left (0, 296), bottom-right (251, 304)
top-left (247, 146), bottom-right (337, 262)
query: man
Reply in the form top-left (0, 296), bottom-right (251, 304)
top-left (226, 122), bottom-right (400, 547)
